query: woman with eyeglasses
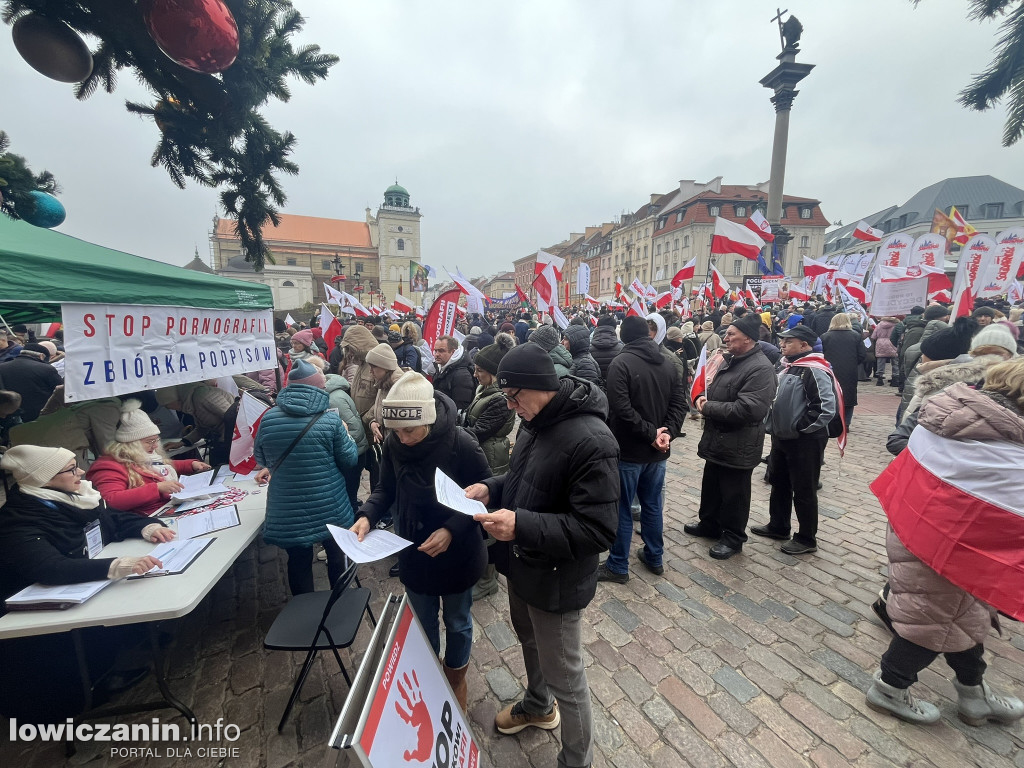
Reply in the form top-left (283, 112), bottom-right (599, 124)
top-left (86, 400), bottom-right (210, 516)
top-left (0, 445), bottom-right (176, 721)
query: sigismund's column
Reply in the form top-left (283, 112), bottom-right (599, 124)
top-left (760, 14), bottom-right (814, 265)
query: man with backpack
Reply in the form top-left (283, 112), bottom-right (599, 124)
top-left (750, 324), bottom-right (843, 557)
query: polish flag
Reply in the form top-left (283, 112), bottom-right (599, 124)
top-left (711, 267), bottom-right (730, 299)
top-left (654, 291), bottom-right (674, 309)
top-left (711, 216), bottom-right (766, 261)
top-left (835, 277), bottom-right (868, 303)
top-left (671, 257), bottom-right (698, 287)
top-left (871, 424), bottom-right (1024, 621)
top-left (536, 249), bottom-right (565, 281)
top-left (229, 391), bottom-right (271, 473)
top-left (415, 306), bottom-right (425, 320)
top-left (630, 277), bottom-right (647, 299)
top-left (323, 282), bottom-right (345, 306)
top-left (626, 299), bottom-right (645, 317)
top-left (318, 304), bottom-right (343, 349)
top-left (614, 280), bottom-right (624, 299)
top-left (745, 210), bottom-right (775, 242)
top-left (284, 313), bottom-right (296, 327)
top-left (532, 262), bottom-right (557, 311)
top-left (584, 294), bottom-right (600, 307)
top-left (802, 256), bottom-right (838, 280)
top-left (852, 220), bottom-right (883, 242)
top-left (392, 293), bottom-right (414, 313)
top-left (788, 278), bottom-right (810, 301)
top-left (690, 347), bottom-right (726, 405)
top-left (929, 289), bottom-right (952, 303)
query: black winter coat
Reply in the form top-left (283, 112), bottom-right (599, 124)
top-left (432, 352), bottom-right (476, 411)
top-left (0, 487), bottom-right (159, 607)
top-left (808, 309), bottom-right (837, 337)
top-left (358, 393), bottom-right (491, 596)
top-left (589, 326), bottom-right (623, 383)
top-left (821, 329), bottom-right (866, 406)
top-left (483, 378), bottom-right (619, 613)
top-left (0, 355), bottom-right (63, 422)
top-left (607, 339), bottom-right (688, 463)
top-left (698, 346), bottom-right (777, 469)
top-left (563, 325), bottom-right (602, 384)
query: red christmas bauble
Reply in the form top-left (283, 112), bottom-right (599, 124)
top-left (143, 0), bottom-right (239, 74)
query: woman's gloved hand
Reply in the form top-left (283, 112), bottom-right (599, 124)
top-left (107, 556), bottom-right (163, 579)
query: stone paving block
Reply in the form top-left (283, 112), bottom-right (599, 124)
top-left (714, 730), bottom-right (774, 768)
top-left (613, 667), bottom-right (654, 706)
top-left (657, 676), bottom-right (726, 740)
top-left (723, 592), bottom-right (773, 623)
top-left (633, 624), bottom-right (674, 656)
top-left (483, 620), bottom-right (518, 652)
top-left (592, 706), bottom-right (625, 751)
top-left (711, 665), bottom-right (760, 704)
top-left (601, 598), bottom-right (641, 632)
top-left (641, 694), bottom-right (677, 731)
top-left (808, 648), bottom-right (876, 692)
top-left (609, 699), bottom-right (660, 749)
top-left (662, 721), bottom-right (726, 768)
top-left (589, 665), bottom-right (626, 708)
top-left (594, 616), bottom-right (633, 647)
top-left (484, 667), bottom-right (521, 702)
top-left (820, 600), bottom-right (860, 625)
top-left (687, 570), bottom-right (730, 598)
top-left (793, 600), bottom-right (857, 638)
top-left (781, 693), bottom-right (867, 761)
top-left (707, 691), bottom-right (759, 736)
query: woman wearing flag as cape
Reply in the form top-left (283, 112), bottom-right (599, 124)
top-left (867, 358), bottom-right (1024, 726)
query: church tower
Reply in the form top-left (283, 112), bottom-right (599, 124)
top-left (373, 181), bottom-right (423, 306)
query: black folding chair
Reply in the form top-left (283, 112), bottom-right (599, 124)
top-left (264, 561), bottom-right (372, 731)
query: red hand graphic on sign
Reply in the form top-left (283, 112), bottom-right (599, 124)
top-left (394, 670), bottom-right (433, 762)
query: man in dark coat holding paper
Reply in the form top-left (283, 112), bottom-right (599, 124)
top-left (466, 344), bottom-right (618, 768)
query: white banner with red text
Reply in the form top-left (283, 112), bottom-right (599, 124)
top-left (61, 304), bottom-right (275, 402)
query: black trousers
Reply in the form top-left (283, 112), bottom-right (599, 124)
top-left (696, 461), bottom-right (753, 549)
top-left (285, 536), bottom-right (345, 595)
top-left (767, 436), bottom-right (827, 547)
top-left (880, 635), bottom-right (986, 689)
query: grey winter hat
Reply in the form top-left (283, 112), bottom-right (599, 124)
top-left (530, 324), bottom-right (561, 352)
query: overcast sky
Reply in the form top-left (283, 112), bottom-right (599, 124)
top-left (3, 0), bottom-right (1022, 277)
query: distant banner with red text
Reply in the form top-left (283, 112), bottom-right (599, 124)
top-left (61, 303), bottom-right (275, 402)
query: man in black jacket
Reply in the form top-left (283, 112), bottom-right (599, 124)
top-left (561, 325), bottom-right (602, 384)
top-left (431, 335), bottom-right (475, 410)
top-left (467, 344), bottom-right (618, 768)
top-left (589, 315), bottom-right (622, 383)
top-left (598, 316), bottom-right (687, 583)
top-left (0, 344), bottom-right (62, 423)
top-left (685, 315), bottom-right (777, 560)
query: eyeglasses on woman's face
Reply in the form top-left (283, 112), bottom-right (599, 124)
top-left (55, 463), bottom-right (79, 475)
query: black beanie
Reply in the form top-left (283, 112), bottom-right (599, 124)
top-left (920, 317), bottom-right (977, 361)
top-left (923, 304), bottom-right (950, 321)
top-left (496, 344), bottom-right (560, 391)
top-left (620, 315), bottom-right (650, 344)
top-left (597, 314), bottom-right (618, 328)
top-left (474, 335), bottom-right (515, 375)
top-left (732, 314), bottom-right (763, 341)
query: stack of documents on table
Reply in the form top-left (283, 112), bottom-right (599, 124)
top-left (128, 538), bottom-right (214, 578)
top-left (170, 470), bottom-right (229, 504)
top-left (327, 524), bottom-right (412, 564)
top-left (175, 506), bottom-right (240, 539)
top-left (5, 579), bottom-right (114, 611)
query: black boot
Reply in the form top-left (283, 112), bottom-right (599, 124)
top-left (875, 378), bottom-right (885, 387)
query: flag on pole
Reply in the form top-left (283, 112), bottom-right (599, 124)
top-left (950, 206), bottom-right (978, 245)
top-left (654, 291), bottom-right (674, 309)
top-left (552, 306), bottom-right (569, 330)
top-left (318, 303), bottom-right (343, 349)
top-left (626, 298), bottom-right (645, 317)
top-left (323, 282), bottom-right (345, 306)
top-left (614, 280), bottom-right (624, 300)
top-left (515, 283), bottom-right (532, 307)
top-left (852, 221), bottom-right (883, 241)
top-left (584, 294), bottom-right (600, 307)
top-left (532, 262), bottom-right (557, 312)
top-left (229, 391), bottom-right (271, 473)
top-left (690, 348), bottom-right (726, 404)
top-left (711, 216), bottom-right (766, 260)
top-left (671, 257), bottom-right (697, 287)
top-left (284, 313), bottom-right (296, 327)
top-left (629, 276), bottom-right (647, 298)
top-left (535, 249), bottom-right (565, 281)
top-left (744, 210), bottom-right (775, 242)
top-left (392, 293), bottom-right (415, 314)
top-left (415, 306), bottom-right (425, 320)
top-left (788, 277), bottom-right (811, 301)
top-left (802, 256), bottom-right (838, 280)
top-left (711, 267), bottom-right (730, 299)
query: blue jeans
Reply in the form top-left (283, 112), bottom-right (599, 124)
top-left (406, 587), bottom-right (474, 668)
top-left (606, 460), bottom-right (666, 574)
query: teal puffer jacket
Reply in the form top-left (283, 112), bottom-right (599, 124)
top-left (325, 374), bottom-right (369, 455)
top-left (255, 384), bottom-right (359, 548)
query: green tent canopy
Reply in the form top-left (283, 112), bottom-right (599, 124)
top-left (0, 217), bottom-right (273, 325)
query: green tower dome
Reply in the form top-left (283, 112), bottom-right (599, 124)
top-left (384, 181), bottom-right (410, 208)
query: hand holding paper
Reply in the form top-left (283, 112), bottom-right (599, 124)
top-left (327, 524), bottom-right (412, 564)
top-left (434, 468), bottom-right (488, 517)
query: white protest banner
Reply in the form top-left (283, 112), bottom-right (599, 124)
top-left (977, 227), bottom-right (1024, 299)
top-left (759, 276), bottom-right (783, 301)
top-left (576, 262), bottom-right (591, 296)
top-left (909, 234), bottom-right (946, 268)
top-left (878, 234), bottom-right (913, 267)
top-left (868, 278), bottom-right (929, 317)
top-left (358, 602), bottom-right (479, 767)
top-left (62, 304), bottom-right (274, 402)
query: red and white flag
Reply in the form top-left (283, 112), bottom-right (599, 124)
top-left (284, 313), bottom-right (296, 327)
top-left (626, 298), bottom-right (645, 317)
top-left (711, 216), bottom-right (765, 261)
top-left (532, 262), bottom-right (558, 312)
top-left (711, 267), bottom-right (730, 299)
top-left (630, 276), bottom-right (647, 299)
top-left (835, 276), bottom-right (868, 304)
top-left (929, 289), bottom-right (952, 303)
top-left (802, 256), bottom-right (838, 280)
top-left (671, 257), bottom-right (697, 287)
top-left (552, 305), bottom-right (569, 329)
top-left (654, 291), bottom-right (674, 309)
top-left (871, 425), bottom-right (1024, 621)
top-left (745, 210), bottom-right (775, 242)
top-left (318, 303), bottom-right (343, 349)
top-left (614, 280), bottom-right (624, 300)
top-left (788, 277), bottom-right (811, 301)
top-left (414, 306), bottom-right (425, 320)
top-left (584, 293), bottom-right (600, 307)
top-left (852, 220), bottom-right (883, 241)
top-left (535, 249), bottom-right (565, 281)
top-left (392, 293), bottom-right (414, 313)
top-left (950, 206), bottom-right (977, 246)
top-left (229, 391), bottom-right (271, 473)
top-left (690, 348), bottom-right (726, 405)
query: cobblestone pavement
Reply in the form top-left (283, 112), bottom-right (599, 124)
top-left (3, 383), bottom-right (1023, 767)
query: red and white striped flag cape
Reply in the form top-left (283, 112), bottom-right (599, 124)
top-left (229, 391), bottom-right (271, 473)
top-left (780, 352), bottom-right (846, 456)
top-left (690, 347), bottom-right (726, 404)
top-left (871, 425), bottom-right (1024, 621)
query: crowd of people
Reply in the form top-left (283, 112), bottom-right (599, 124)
top-left (0, 295), bottom-right (1022, 761)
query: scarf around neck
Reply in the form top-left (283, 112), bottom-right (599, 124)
top-left (19, 479), bottom-right (104, 510)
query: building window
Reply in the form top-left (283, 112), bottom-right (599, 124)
top-left (282, 281), bottom-right (295, 287)
top-left (735, 206), bottom-right (746, 217)
top-left (800, 207), bottom-right (811, 219)
top-left (683, 235), bottom-right (690, 247)
top-left (733, 260), bottom-right (742, 276)
top-left (709, 205), bottom-right (721, 216)
top-left (286, 258), bottom-right (297, 266)
top-left (673, 238), bottom-right (679, 250)
top-left (800, 235), bottom-right (809, 248)
top-left (643, 245), bottom-right (648, 258)
top-left (657, 217), bottom-right (666, 230)
top-left (954, 205), bottom-right (968, 218)
top-left (656, 244), bottom-right (662, 256)
top-left (676, 210), bottom-right (685, 223)
top-left (321, 260), bottom-right (331, 270)
top-left (985, 203), bottom-right (1004, 218)
top-left (397, 238), bottom-right (405, 251)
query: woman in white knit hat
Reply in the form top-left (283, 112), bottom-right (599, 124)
top-left (0, 445), bottom-right (176, 720)
top-left (362, 343), bottom-right (404, 533)
top-left (351, 372), bottom-right (491, 711)
top-left (86, 400), bottom-right (210, 516)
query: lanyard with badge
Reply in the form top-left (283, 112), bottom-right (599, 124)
top-left (83, 520), bottom-right (103, 558)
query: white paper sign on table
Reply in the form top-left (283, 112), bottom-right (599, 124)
top-left (170, 483), bottom-right (229, 502)
top-left (176, 506), bottom-right (240, 539)
top-left (179, 470), bottom-right (215, 491)
top-left (327, 524), bottom-right (412, 564)
top-left (433, 468), bottom-right (487, 517)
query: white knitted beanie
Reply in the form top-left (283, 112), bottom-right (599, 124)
top-left (115, 399), bottom-right (161, 442)
top-left (381, 371), bottom-right (436, 428)
top-left (366, 342), bottom-right (399, 371)
top-left (1, 445), bottom-right (75, 487)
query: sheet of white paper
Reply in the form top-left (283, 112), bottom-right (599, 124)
top-left (178, 470), bottom-right (214, 491)
top-left (175, 506), bottom-right (240, 539)
top-left (170, 483), bottom-right (229, 502)
top-left (863, 338), bottom-right (872, 348)
top-left (326, 524), bottom-right (412, 564)
top-left (433, 468), bottom-right (487, 517)
top-left (143, 538), bottom-right (213, 574)
top-left (232, 470), bottom-right (260, 482)
top-left (212, 466), bottom-right (235, 484)
top-left (6, 579), bottom-right (113, 604)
